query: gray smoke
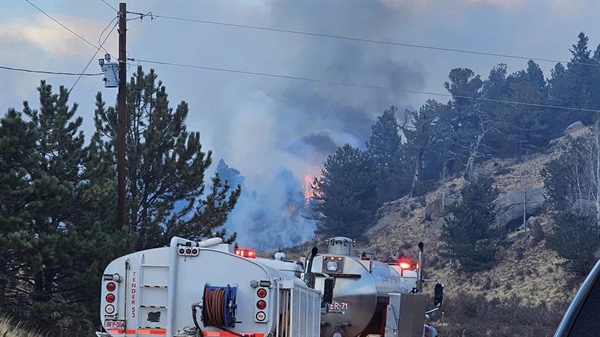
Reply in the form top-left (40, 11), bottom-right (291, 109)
top-left (218, 1), bottom-right (427, 251)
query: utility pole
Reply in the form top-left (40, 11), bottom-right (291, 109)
top-left (117, 2), bottom-right (127, 230)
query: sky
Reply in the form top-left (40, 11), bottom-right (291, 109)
top-left (1, 0), bottom-right (600, 249)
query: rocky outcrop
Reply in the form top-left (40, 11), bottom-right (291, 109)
top-left (495, 188), bottom-right (546, 232)
top-left (564, 121), bottom-right (585, 137)
top-left (424, 193), bottom-right (460, 221)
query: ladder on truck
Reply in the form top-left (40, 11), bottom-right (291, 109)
top-left (135, 253), bottom-right (170, 336)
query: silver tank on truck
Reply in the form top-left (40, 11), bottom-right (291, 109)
top-left (312, 237), bottom-right (418, 337)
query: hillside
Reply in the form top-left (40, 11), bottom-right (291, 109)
top-left (283, 125), bottom-right (593, 335)
top-left (360, 151), bottom-right (575, 307)
top-left (357, 125), bottom-right (592, 308)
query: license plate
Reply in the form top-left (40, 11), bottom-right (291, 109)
top-left (104, 319), bottom-right (125, 330)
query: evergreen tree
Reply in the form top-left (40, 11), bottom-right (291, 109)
top-left (215, 158), bottom-right (246, 190)
top-left (1, 82), bottom-right (134, 335)
top-left (442, 177), bottom-right (499, 272)
top-left (501, 61), bottom-right (551, 159)
top-left (442, 68), bottom-right (494, 181)
top-left (546, 213), bottom-right (600, 277)
top-left (0, 109), bottom-right (39, 317)
top-left (548, 33), bottom-right (597, 125)
top-left (403, 100), bottom-right (450, 196)
top-left (366, 106), bottom-right (408, 203)
top-left (311, 144), bottom-right (378, 239)
top-left (92, 67), bottom-right (240, 250)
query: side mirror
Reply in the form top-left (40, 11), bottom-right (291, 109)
top-left (434, 283), bottom-right (444, 307)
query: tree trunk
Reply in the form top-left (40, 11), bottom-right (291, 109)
top-left (410, 147), bottom-right (423, 197)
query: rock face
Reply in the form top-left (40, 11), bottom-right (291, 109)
top-left (424, 192), bottom-right (460, 221)
top-left (425, 198), bottom-right (445, 221)
top-left (495, 188), bottom-right (546, 232)
top-left (564, 121), bottom-right (585, 137)
top-left (527, 216), bottom-right (545, 244)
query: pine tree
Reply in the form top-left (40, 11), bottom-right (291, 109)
top-left (366, 106), bottom-right (408, 203)
top-left (549, 32), bottom-right (596, 125)
top-left (311, 144), bottom-right (378, 239)
top-left (442, 68), bottom-right (495, 181)
top-left (403, 99), bottom-right (450, 196)
top-left (546, 213), bottom-right (600, 277)
top-left (442, 177), bottom-right (499, 272)
top-left (1, 82), bottom-right (134, 335)
top-left (92, 67), bottom-right (240, 249)
top-left (0, 109), bottom-right (40, 317)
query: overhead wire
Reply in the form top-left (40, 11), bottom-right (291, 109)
top-left (0, 66), bottom-right (102, 76)
top-left (130, 57), bottom-right (600, 114)
top-left (68, 18), bottom-right (119, 94)
top-left (149, 14), bottom-right (600, 68)
top-left (25, 0), bottom-right (108, 54)
top-left (101, 0), bottom-right (118, 13)
top-left (129, 58), bottom-right (384, 90)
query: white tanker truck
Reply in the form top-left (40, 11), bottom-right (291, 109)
top-left (96, 236), bottom-right (443, 337)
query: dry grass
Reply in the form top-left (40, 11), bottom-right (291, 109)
top-left (352, 140), bottom-right (587, 308)
top-left (0, 317), bottom-right (44, 337)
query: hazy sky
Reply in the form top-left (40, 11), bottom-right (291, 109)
top-left (2, 0), bottom-right (600, 179)
top-left (1, 0), bottom-right (600, 246)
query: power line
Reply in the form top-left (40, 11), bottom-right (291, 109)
top-left (25, 0), bottom-right (108, 54)
top-left (0, 65), bottom-right (102, 76)
top-left (151, 14), bottom-right (600, 68)
top-left (130, 58), bottom-right (384, 90)
top-left (101, 0), bottom-right (118, 12)
top-left (131, 57), bottom-right (600, 114)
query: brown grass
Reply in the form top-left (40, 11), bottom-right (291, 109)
top-left (433, 292), bottom-right (569, 337)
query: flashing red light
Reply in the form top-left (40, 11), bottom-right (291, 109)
top-left (106, 293), bottom-right (116, 303)
top-left (398, 260), bottom-right (412, 270)
top-left (235, 248), bottom-right (257, 259)
top-left (257, 288), bottom-right (267, 298)
top-left (256, 300), bottom-right (267, 310)
top-left (106, 282), bottom-right (116, 292)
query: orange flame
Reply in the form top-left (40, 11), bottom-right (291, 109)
top-left (303, 175), bottom-right (313, 206)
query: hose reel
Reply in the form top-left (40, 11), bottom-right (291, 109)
top-left (202, 284), bottom-right (238, 328)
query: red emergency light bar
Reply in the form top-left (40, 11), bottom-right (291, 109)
top-left (235, 248), bottom-right (256, 258)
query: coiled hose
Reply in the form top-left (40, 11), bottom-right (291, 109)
top-left (202, 286), bottom-right (246, 337)
top-left (203, 287), bottom-right (227, 327)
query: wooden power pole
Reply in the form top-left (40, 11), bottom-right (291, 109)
top-left (117, 2), bottom-right (127, 230)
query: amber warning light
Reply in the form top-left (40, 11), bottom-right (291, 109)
top-left (235, 248), bottom-right (256, 258)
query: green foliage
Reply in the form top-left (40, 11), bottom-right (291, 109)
top-left (546, 212), bottom-right (600, 277)
top-left (92, 66), bottom-right (240, 250)
top-left (0, 82), bottom-right (135, 336)
top-left (366, 106), bottom-right (409, 203)
top-left (402, 99), bottom-right (452, 194)
top-left (485, 61), bottom-right (553, 159)
top-left (311, 144), bottom-right (378, 239)
top-left (548, 32), bottom-right (598, 125)
top-left (442, 177), bottom-right (500, 272)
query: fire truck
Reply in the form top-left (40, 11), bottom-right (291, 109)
top-left (96, 236), bottom-right (443, 337)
